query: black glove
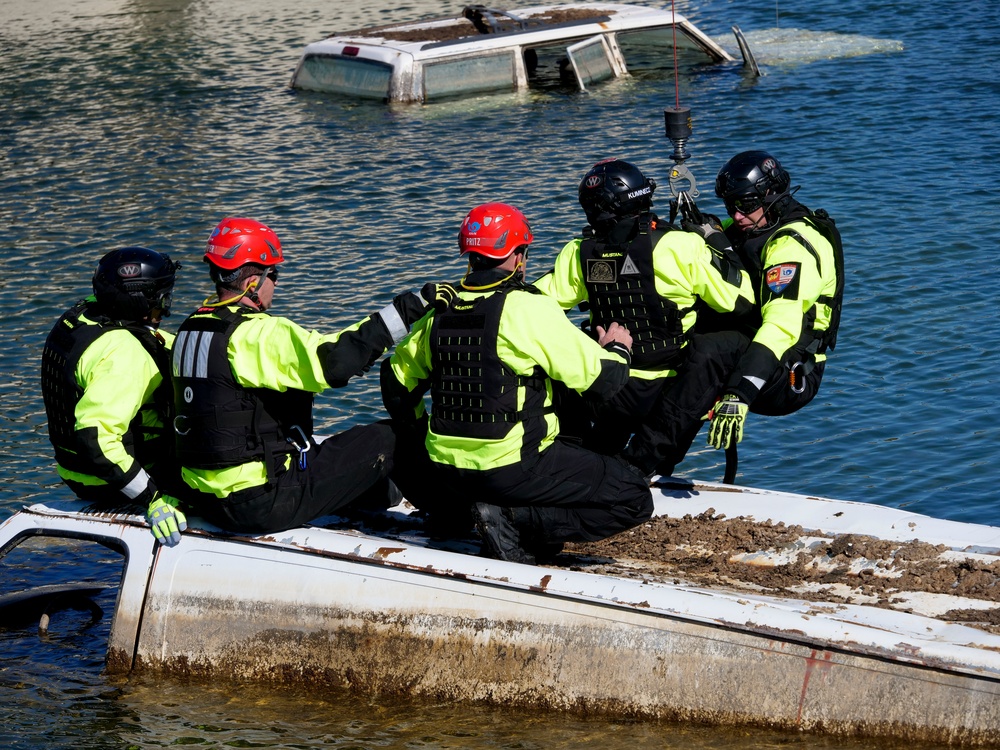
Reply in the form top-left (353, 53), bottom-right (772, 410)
top-left (420, 282), bottom-right (458, 313)
top-left (391, 291), bottom-right (430, 328)
top-left (679, 197), bottom-right (724, 239)
top-left (391, 283), bottom-right (459, 328)
top-left (678, 196), bottom-right (732, 256)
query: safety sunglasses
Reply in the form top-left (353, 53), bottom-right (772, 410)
top-left (724, 193), bottom-right (765, 216)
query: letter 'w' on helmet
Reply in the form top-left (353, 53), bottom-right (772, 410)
top-left (457, 203), bottom-right (534, 260)
top-left (578, 158), bottom-right (656, 227)
top-left (715, 150), bottom-right (791, 215)
top-left (204, 217), bottom-right (284, 271)
top-left (93, 246), bottom-right (180, 320)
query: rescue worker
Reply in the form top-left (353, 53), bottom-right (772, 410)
top-left (701, 150), bottom-right (844, 451)
top-left (380, 202), bottom-right (653, 564)
top-left (533, 158), bottom-right (755, 472)
top-left (41, 247), bottom-right (189, 545)
top-left (172, 217), bottom-right (454, 536)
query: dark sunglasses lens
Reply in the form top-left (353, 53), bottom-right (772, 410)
top-left (267, 266), bottom-right (279, 282)
top-left (728, 194), bottom-right (763, 214)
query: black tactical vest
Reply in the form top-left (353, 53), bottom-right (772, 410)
top-left (172, 307), bottom-right (313, 472)
top-left (429, 287), bottom-right (550, 441)
top-left (579, 216), bottom-right (690, 369)
top-left (41, 300), bottom-right (172, 475)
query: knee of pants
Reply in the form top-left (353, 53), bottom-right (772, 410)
top-left (604, 458), bottom-right (655, 523)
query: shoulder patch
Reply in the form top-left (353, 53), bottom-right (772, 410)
top-left (765, 262), bottom-right (800, 295)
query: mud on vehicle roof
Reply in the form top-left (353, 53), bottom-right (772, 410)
top-left (338, 7), bottom-right (619, 45)
top-left (290, 3), bottom-right (742, 104)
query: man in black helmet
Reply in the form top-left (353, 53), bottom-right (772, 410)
top-left (41, 247), bottom-right (189, 546)
top-left (695, 150), bottom-right (844, 453)
top-left (534, 158), bottom-right (755, 470)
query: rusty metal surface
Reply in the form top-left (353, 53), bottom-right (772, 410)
top-left (137, 602), bottom-right (1000, 745)
top-left (4, 495), bottom-right (1000, 745)
top-left (133, 531), bottom-right (1000, 746)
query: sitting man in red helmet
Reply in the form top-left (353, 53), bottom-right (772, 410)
top-left (171, 217), bottom-right (455, 537)
top-left (380, 203), bottom-right (653, 564)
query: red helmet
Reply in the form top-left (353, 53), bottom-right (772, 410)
top-left (205, 217), bottom-right (284, 270)
top-left (457, 203), bottom-right (533, 260)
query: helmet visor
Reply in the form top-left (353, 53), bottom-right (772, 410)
top-left (156, 288), bottom-right (174, 317)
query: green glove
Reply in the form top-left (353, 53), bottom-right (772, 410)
top-left (146, 494), bottom-right (187, 547)
top-left (707, 394), bottom-right (749, 450)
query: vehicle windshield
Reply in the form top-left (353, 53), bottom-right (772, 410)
top-left (616, 28), bottom-right (720, 77)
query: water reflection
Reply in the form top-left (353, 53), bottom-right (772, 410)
top-left (101, 676), bottom-right (899, 750)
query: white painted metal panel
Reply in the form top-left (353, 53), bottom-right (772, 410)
top-left (4, 488), bottom-right (1000, 745)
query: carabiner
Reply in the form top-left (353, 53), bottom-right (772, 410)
top-left (667, 163), bottom-right (700, 199)
top-left (173, 414), bottom-right (190, 436)
top-left (788, 362), bottom-right (806, 394)
top-left (286, 425), bottom-right (312, 470)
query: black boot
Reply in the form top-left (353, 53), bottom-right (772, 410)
top-left (471, 503), bottom-right (535, 564)
top-left (423, 505), bottom-right (475, 539)
top-left (505, 506), bottom-right (564, 563)
top-left (614, 452), bottom-right (656, 483)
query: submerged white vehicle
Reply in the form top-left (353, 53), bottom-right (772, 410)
top-left (2, 479), bottom-right (999, 746)
top-left (290, 3), bottom-right (747, 103)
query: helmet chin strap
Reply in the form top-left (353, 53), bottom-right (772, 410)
top-left (203, 277), bottom-right (266, 310)
top-left (513, 257), bottom-right (525, 281)
top-left (245, 278), bottom-right (265, 309)
top-left (461, 254), bottom-right (526, 291)
top-left (747, 188), bottom-right (797, 235)
top-left (748, 211), bottom-right (770, 231)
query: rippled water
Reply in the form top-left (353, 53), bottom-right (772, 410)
top-left (1, 0), bottom-right (998, 746)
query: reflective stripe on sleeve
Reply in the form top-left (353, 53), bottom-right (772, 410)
top-left (378, 303), bottom-right (409, 344)
top-left (121, 469), bottom-right (150, 500)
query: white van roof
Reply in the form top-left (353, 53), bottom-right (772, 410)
top-left (291, 3), bottom-right (736, 103)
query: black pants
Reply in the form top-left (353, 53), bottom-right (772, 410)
top-left (399, 432), bottom-right (653, 544)
top-left (624, 331), bottom-right (750, 476)
top-left (751, 359), bottom-right (825, 416)
top-left (626, 334), bottom-right (825, 476)
top-left (195, 421), bottom-right (396, 534)
top-left (554, 378), bottom-right (665, 456)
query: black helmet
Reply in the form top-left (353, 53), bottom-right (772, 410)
top-left (715, 150), bottom-right (791, 216)
top-left (578, 159), bottom-right (656, 229)
top-left (92, 247), bottom-right (180, 321)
